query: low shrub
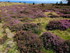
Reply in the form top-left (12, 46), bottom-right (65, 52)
top-left (46, 19), bottom-right (70, 30)
top-left (0, 35), bottom-right (7, 44)
top-left (14, 31), bottom-right (43, 53)
top-left (9, 23), bottom-right (42, 34)
top-left (41, 32), bottom-right (69, 53)
top-left (64, 40), bottom-right (70, 53)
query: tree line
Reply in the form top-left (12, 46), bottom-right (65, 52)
top-left (4, 0), bottom-right (70, 5)
top-left (67, 0), bottom-right (70, 4)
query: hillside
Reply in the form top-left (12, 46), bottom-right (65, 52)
top-left (0, 2), bottom-right (70, 53)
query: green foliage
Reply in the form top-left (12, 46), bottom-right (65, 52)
top-left (50, 30), bottom-right (70, 40)
top-left (42, 47), bottom-right (54, 53)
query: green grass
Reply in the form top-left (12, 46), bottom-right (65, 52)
top-left (0, 2), bottom-right (24, 7)
top-left (0, 39), bottom-right (19, 53)
top-left (0, 23), bottom-right (4, 38)
top-left (0, 23), bottom-right (19, 53)
top-left (31, 17), bottom-right (70, 40)
top-left (42, 48), bottom-right (54, 53)
top-left (31, 17), bottom-right (70, 53)
top-left (49, 29), bottom-right (70, 40)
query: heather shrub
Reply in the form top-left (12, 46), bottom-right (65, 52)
top-left (4, 18), bottom-right (21, 26)
top-left (19, 7), bottom-right (46, 18)
top-left (41, 32), bottom-right (69, 53)
top-left (22, 23), bottom-right (42, 34)
top-left (0, 35), bottom-right (7, 44)
top-left (14, 31), bottom-right (43, 53)
top-left (3, 17), bottom-right (23, 32)
top-left (46, 19), bottom-right (70, 30)
top-left (3, 17), bottom-right (41, 35)
top-left (64, 40), bottom-right (70, 53)
top-left (41, 32), bottom-right (64, 49)
top-left (0, 5), bottom-right (46, 19)
top-left (54, 9), bottom-right (70, 18)
top-left (59, 9), bottom-right (70, 14)
top-left (66, 40), bottom-right (70, 45)
top-left (60, 14), bottom-right (70, 18)
top-left (9, 23), bottom-right (42, 34)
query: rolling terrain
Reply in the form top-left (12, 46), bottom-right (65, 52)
top-left (0, 2), bottom-right (70, 53)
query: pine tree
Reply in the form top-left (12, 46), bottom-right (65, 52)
top-left (60, 1), bottom-right (63, 4)
top-left (56, 2), bottom-right (58, 4)
top-left (33, 2), bottom-right (35, 5)
top-left (67, 0), bottom-right (70, 5)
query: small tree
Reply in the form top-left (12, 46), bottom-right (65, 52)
top-left (67, 0), bottom-right (70, 5)
top-left (33, 2), bottom-right (35, 5)
top-left (19, 2), bottom-right (21, 3)
top-left (41, 3), bottom-right (44, 6)
top-left (23, 2), bottom-right (26, 4)
top-left (60, 1), bottom-right (63, 4)
top-left (56, 2), bottom-right (58, 4)
top-left (8, 1), bottom-right (10, 2)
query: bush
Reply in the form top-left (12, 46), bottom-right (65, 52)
top-left (9, 23), bottom-right (42, 34)
top-left (46, 19), bottom-right (70, 30)
top-left (64, 40), bottom-right (70, 53)
top-left (4, 17), bottom-right (21, 26)
top-left (0, 35), bottom-right (7, 44)
top-left (19, 7), bottom-right (46, 18)
top-left (22, 23), bottom-right (42, 34)
top-left (0, 5), bottom-right (46, 19)
top-left (14, 31), bottom-right (43, 53)
top-left (41, 32), bottom-right (64, 49)
top-left (41, 32), bottom-right (69, 53)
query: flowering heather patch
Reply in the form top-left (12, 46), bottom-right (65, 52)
top-left (0, 5), bottom-right (46, 19)
top-left (22, 23), bottom-right (41, 34)
top-left (14, 31), bottom-right (43, 53)
top-left (41, 32), bottom-right (69, 53)
top-left (43, 9), bottom-right (61, 18)
top-left (46, 19), bottom-right (70, 30)
top-left (53, 8), bottom-right (70, 18)
top-left (4, 17), bottom-right (22, 27)
top-left (43, 8), bottom-right (70, 18)
top-left (8, 23), bottom-right (41, 34)
top-left (60, 14), bottom-right (70, 18)
top-left (0, 4), bottom-right (70, 19)
top-left (64, 40), bottom-right (70, 53)
top-left (0, 3), bottom-right (70, 53)
top-left (19, 7), bottom-right (46, 18)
